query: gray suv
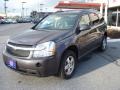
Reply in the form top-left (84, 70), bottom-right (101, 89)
top-left (3, 9), bottom-right (107, 79)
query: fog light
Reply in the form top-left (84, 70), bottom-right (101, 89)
top-left (36, 63), bottom-right (41, 67)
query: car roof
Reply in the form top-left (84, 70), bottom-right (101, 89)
top-left (55, 9), bottom-right (99, 15)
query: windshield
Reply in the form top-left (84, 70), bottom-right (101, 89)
top-left (34, 14), bottom-right (78, 30)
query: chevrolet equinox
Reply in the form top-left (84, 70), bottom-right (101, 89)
top-left (3, 9), bottom-right (107, 79)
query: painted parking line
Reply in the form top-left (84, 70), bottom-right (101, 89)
top-left (0, 36), bottom-right (9, 44)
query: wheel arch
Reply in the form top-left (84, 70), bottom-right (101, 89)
top-left (62, 45), bottom-right (79, 59)
top-left (57, 45), bottom-right (79, 75)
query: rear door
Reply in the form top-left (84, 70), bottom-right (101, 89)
top-left (89, 13), bottom-right (104, 47)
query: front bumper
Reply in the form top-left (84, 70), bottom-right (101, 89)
top-left (3, 52), bottom-right (58, 77)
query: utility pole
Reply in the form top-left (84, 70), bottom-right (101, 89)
top-left (100, 3), bottom-right (103, 16)
top-left (45, 8), bottom-right (47, 12)
top-left (104, 0), bottom-right (109, 24)
top-left (40, 4), bottom-right (44, 12)
top-left (26, 8), bottom-right (28, 17)
top-left (12, 9), bottom-right (16, 13)
top-left (4, 0), bottom-right (9, 18)
top-left (21, 2), bottom-right (26, 18)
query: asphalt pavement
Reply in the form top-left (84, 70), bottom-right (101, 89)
top-left (0, 23), bottom-right (120, 90)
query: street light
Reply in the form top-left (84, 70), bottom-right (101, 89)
top-left (4, 0), bottom-right (9, 18)
top-left (21, 2), bottom-right (26, 18)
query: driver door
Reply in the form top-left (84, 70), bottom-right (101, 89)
top-left (76, 14), bottom-right (96, 56)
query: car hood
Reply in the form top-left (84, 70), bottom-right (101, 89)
top-left (9, 29), bottom-right (72, 45)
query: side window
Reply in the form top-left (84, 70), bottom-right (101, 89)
top-left (89, 13), bottom-right (99, 25)
top-left (79, 15), bottom-right (90, 26)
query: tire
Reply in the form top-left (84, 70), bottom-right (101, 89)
top-left (60, 50), bottom-right (77, 79)
top-left (99, 36), bottom-right (107, 51)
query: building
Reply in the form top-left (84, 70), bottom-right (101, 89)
top-left (92, 0), bottom-right (120, 27)
top-left (55, 0), bottom-right (120, 27)
top-left (55, 1), bottom-right (107, 22)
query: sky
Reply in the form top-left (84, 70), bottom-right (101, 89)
top-left (0, 0), bottom-right (62, 16)
top-left (0, 0), bottom-right (119, 16)
top-left (0, 0), bottom-right (84, 16)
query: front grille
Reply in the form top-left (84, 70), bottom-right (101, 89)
top-left (8, 42), bottom-right (32, 47)
top-left (6, 43), bottom-right (32, 57)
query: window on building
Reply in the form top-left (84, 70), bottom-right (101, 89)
top-left (89, 13), bottom-right (99, 25)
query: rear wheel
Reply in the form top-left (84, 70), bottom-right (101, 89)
top-left (60, 50), bottom-right (77, 79)
top-left (99, 36), bottom-right (107, 51)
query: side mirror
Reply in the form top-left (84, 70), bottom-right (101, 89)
top-left (80, 24), bottom-right (91, 31)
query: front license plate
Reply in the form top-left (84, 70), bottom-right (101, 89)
top-left (7, 60), bottom-right (16, 69)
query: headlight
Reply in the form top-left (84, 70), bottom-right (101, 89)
top-left (4, 39), bottom-right (9, 51)
top-left (33, 41), bottom-right (56, 58)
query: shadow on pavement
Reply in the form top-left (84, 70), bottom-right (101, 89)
top-left (74, 39), bottom-right (120, 78)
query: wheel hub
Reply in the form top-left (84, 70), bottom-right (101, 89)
top-left (102, 38), bottom-right (107, 50)
top-left (64, 56), bottom-right (75, 75)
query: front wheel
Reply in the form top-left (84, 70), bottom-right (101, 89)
top-left (60, 50), bottom-right (77, 79)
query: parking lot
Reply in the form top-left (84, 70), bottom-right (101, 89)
top-left (0, 23), bottom-right (120, 90)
